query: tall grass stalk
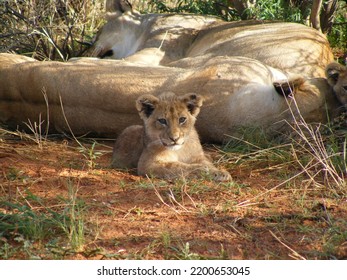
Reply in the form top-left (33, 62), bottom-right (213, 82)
top-left (22, 88), bottom-right (50, 148)
top-left (59, 180), bottom-right (86, 251)
top-left (58, 95), bottom-right (103, 169)
top-left (283, 87), bottom-right (346, 194)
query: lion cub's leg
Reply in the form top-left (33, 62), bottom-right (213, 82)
top-left (195, 158), bottom-right (232, 182)
top-left (137, 150), bottom-right (231, 182)
top-left (111, 125), bottom-right (144, 170)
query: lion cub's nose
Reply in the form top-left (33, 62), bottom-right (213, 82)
top-left (169, 136), bottom-right (180, 143)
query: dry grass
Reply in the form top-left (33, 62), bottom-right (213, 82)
top-left (0, 0), bottom-right (105, 60)
top-left (284, 94), bottom-right (346, 195)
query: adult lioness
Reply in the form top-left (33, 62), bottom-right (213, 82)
top-left (91, 0), bottom-right (217, 65)
top-left (111, 92), bottom-right (231, 181)
top-left (0, 1), bottom-right (340, 142)
top-left (92, 0), bottom-right (333, 78)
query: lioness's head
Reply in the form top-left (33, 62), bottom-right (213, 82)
top-left (326, 62), bottom-right (347, 107)
top-left (136, 92), bottom-right (203, 150)
top-left (91, 0), bottom-right (144, 59)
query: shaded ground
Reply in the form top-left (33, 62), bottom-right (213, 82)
top-left (0, 132), bottom-right (347, 260)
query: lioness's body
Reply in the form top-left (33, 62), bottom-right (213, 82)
top-left (185, 21), bottom-right (332, 78)
top-left (0, 0), bottom-right (340, 142)
top-left (0, 54), bottom-right (337, 142)
top-left (92, 1), bottom-right (333, 79)
top-left (112, 92), bottom-right (231, 181)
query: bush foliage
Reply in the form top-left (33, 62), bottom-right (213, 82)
top-left (0, 0), bottom-right (105, 60)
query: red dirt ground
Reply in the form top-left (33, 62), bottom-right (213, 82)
top-left (1, 135), bottom-right (347, 260)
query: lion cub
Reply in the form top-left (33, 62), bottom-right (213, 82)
top-left (111, 92), bottom-right (231, 181)
top-left (326, 62), bottom-right (347, 107)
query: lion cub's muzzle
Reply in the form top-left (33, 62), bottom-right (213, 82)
top-left (161, 134), bottom-right (185, 150)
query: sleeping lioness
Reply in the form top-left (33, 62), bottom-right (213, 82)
top-left (0, 1), bottom-right (341, 142)
top-left (111, 92), bottom-right (231, 181)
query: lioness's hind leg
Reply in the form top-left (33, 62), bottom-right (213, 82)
top-left (111, 125), bottom-right (144, 170)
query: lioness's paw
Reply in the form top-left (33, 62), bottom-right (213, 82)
top-left (213, 170), bottom-right (232, 182)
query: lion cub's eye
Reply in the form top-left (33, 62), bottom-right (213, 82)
top-left (158, 118), bottom-right (168, 126)
top-left (179, 117), bottom-right (187, 124)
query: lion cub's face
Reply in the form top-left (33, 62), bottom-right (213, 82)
top-left (326, 62), bottom-right (347, 107)
top-left (136, 92), bottom-right (203, 150)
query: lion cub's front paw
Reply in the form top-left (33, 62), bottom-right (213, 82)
top-left (213, 170), bottom-right (232, 182)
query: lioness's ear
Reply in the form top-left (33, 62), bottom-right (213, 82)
top-left (326, 62), bottom-right (345, 86)
top-left (106, 0), bottom-right (132, 14)
top-left (273, 77), bottom-right (305, 97)
top-left (180, 94), bottom-right (204, 117)
top-left (136, 95), bottom-right (159, 119)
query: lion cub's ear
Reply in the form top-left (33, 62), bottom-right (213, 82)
top-left (136, 94), bottom-right (159, 119)
top-left (180, 94), bottom-right (204, 117)
top-left (326, 62), bottom-right (346, 86)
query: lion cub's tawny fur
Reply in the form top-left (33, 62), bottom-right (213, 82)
top-left (326, 62), bottom-right (347, 108)
top-left (111, 92), bottom-right (231, 181)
